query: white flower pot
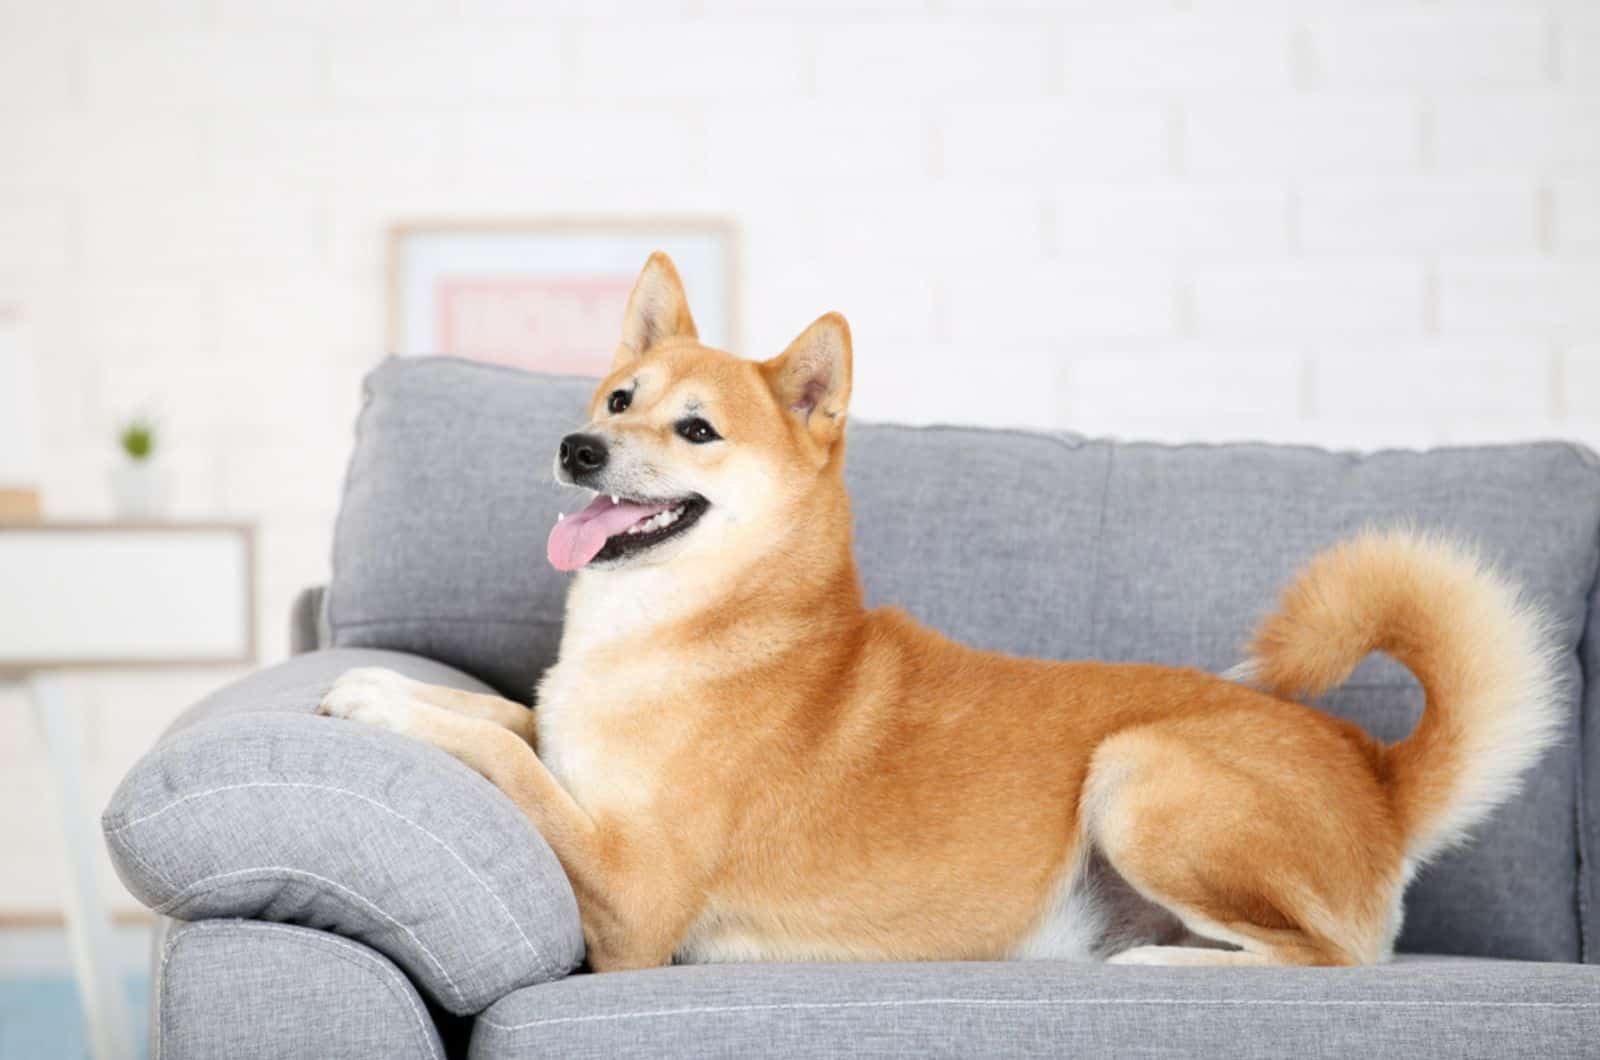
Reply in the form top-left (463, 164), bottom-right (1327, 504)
top-left (109, 460), bottom-right (171, 520)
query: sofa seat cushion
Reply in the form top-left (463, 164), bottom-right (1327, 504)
top-left (470, 957), bottom-right (1600, 1059)
top-left (103, 649), bottom-right (585, 1015)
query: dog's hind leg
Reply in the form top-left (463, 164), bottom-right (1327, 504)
top-left (1082, 720), bottom-right (1401, 968)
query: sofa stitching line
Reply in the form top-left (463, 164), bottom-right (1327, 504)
top-left (478, 996), bottom-right (1600, 1033)
top-left (152, 866), bottom-right (468, 1009)
top-left (105, 779), bottom-right (554, 977)
top-left (1575, 517), bottom-right (1600, 963)
top-left (157, 924), bottom-right (175, 1060)
top-left (1084, 444), bottom-right (1115, 659)
top-left (104, 826), bottom-right (179, 894)
top-left (325, 366), bottom-right (379, 638)
top-left (334, 616), bottom-right (564, 630)
top-left (163, 920), bottom-right (443, 1060)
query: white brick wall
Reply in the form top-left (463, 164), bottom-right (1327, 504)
top-left (332, 28), bottom-right (565, 102)
top-left (817, 24), bottom-right (1053, 99)
top-left (943, 102), bottom-right (1171, 179)
top-left (1, 0), bottom-right (1597, 917)
top-left (1307, 13), bottom-right (1549, 90)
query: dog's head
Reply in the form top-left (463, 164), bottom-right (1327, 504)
top-left (547, 251), bottom-right (852, 574)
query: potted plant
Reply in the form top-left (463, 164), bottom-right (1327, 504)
top-left (109, 416), bottom-right (170, 519)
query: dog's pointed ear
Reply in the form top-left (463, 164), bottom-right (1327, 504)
top-left (615, 251), bottom-right (697, 368)
top-left (764, 312), bottom-right (852, 447)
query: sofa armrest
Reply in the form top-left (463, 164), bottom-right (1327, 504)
top-left (154, 918), bottom-right (450, 1060)
top-left (103, 649), bottom-right (584, 1015)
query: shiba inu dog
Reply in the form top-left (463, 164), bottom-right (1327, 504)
top-left (319, 252), bottom-right (1559, 972)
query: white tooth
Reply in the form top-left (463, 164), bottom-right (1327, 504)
top-left (557, 513), bottom-right (564, 521)
top-left (611, 494), bottom-right (619, 504)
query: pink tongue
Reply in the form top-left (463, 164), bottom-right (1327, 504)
top-left (547, 495), bottom-right (671, 571)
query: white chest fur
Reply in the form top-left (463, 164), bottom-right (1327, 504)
top-left (535, 656), bottom-right (660, 814)
top-left (535, 567), bottom-right (702, 814)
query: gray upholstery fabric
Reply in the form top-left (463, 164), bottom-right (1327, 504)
top-left (103, 648), bottom-right (584, 1014)
top-left (330, 358), bottom-right (588, 698)
top-left (326, 356), bottom-right (1600, 962)
top-left (1586, 564), bottom-right (1600, 963)
top-left (471, 957), bottom-right (1600, 1060)
top-left (154, 918), bottom-right (445, 1060)
top-left (289, 584), bottom-right (327, 655)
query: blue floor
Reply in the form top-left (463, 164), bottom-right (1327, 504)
top-left (0, 974), bottom-right (149, 1060)
top-left (0, 925), bottom-right (152, 1060)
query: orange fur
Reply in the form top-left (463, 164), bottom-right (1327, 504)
top-left (320, 253), bottom-right (1559, 971)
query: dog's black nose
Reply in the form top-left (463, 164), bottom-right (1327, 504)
top-left (559, 433), bottom-right (608, 476)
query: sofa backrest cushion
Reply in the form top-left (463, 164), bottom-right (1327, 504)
top-left (329, 356), bottom-right (1600, 962)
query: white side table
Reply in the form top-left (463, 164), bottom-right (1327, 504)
top-left (0, 522), bottom-right (256, 1060)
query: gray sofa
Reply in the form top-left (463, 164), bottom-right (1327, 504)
top-left (105, 357), bottom-right (1600, 1058)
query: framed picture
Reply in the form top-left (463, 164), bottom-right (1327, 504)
top-left (388, 218), bottom-right (739, 377)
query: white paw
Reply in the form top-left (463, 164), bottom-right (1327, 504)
top-left (317, 668), bottom-right (419, 735)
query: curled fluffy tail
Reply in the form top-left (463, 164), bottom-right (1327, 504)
top-left (1237, 528), bottom-right (1561, 866)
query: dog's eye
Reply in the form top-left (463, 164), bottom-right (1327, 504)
top-left (676, 417), bottom-right (721, 444)
top-left (606, 389), bottom-right (631, 414)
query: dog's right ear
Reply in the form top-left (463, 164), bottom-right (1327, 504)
top-left (615, 251), bottom-right (698, 368)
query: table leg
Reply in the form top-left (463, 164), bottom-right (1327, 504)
top-left (29, 674), bottom-right (134, 1060)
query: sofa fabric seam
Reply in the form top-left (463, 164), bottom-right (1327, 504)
top-left (477, 995), bottom-right (1600, 1035)
top-left (1575, 517), bottom-right (1600, 963)
top-left (325, 366), bottom-right (384, 646)
top-left (104, 825), bottom-right (179, 895)
top-left (152, 865), bottom-right (468, 1009)
top-left (334, 616), bottom-right (565, 631)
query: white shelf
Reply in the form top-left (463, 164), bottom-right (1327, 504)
top-left (0, 522), bottom-right (256, 671)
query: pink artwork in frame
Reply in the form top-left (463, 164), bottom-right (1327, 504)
top-left (436, 275), bottom-right (634, 377)
top-left (389, 221), bottom-right (738, 377)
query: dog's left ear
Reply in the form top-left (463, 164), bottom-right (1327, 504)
top-left (764, 312), bottom-right (852, 448)
top-left (615, 251), bottom-right (698, 368)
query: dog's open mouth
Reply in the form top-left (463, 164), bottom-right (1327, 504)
top-left (546, 493), bottom-right (709, 571)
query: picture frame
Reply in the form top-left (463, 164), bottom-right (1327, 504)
top-left (387, 217), bottom-right (740, 377)
top-left (0, 306), bottom-right (42, 520)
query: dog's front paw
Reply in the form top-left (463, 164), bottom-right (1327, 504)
top-left (317, 667), bottom-right (418, 735)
